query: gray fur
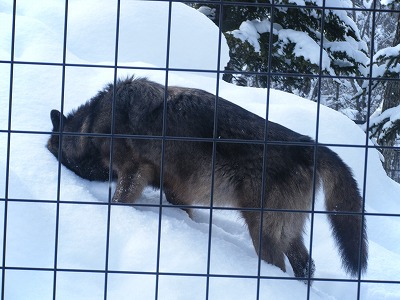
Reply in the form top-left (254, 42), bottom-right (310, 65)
top-left (47, 77), bottom-right (367, 280)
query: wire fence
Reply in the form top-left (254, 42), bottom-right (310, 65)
top-left (1, 0), bottom-right (400, 299)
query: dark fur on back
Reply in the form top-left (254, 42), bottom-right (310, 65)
top-left (47, 77), bottom-right (367, 281)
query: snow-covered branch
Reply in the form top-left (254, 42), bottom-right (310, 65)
top-left (365, 105), bottom-right (400, 142)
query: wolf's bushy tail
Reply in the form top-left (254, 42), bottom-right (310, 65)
top-left (316, 146), bottom-right (368, 276)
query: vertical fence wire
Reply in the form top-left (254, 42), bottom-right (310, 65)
top-left (204, 0), bottom-right (225, 298)
top-left (51, 0), bottom-right (70, 298)
top-left (1, 0), bottom-right (16, 298)
top-left (103, 0), bottom-right (122, 299)
top-left (154, 1), bottom-right (174, 298)
top-left (307, 1), bottom-right (326, 298)
top-left (256, 1), bottom-right (276, 299)
top-left (358, 1), bottom-right (378, 299)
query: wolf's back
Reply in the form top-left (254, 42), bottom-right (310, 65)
top-left (317, 146), bottom-right (368, 276)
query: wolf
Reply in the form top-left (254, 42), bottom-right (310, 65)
top-left (47, 77), bottom-right (367, 280)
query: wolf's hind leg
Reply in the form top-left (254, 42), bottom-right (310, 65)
top-left (242, 211), bottom-right (286, 272)
top-left (285, 236), bottom-right (315, 280)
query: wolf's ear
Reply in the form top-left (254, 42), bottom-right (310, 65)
top-left (50, 109), bottom-right (66, 131)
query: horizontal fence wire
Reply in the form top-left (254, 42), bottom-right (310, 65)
top-left (1, 0), bottom-right (400, 300)
top-left (0, 128), bottom-right (398, 149)
top-left (2, 59), bottom-right (400, 83)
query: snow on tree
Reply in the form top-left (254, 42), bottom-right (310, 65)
top-left (195, 1), bottom-right (369, 101)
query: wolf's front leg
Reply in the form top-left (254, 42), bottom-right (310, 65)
top-left (112, 164), bottom-right (153, 203)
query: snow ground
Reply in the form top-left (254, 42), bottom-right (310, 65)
top-left (0, 0), bottom-right (400, 299)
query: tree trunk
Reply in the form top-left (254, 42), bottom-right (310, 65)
top-left (378, 13), bottom-right (400, 182)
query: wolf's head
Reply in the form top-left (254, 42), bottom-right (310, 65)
top-left (47, 109), bottom-right (111, 181)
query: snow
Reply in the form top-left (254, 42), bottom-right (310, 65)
top-left (371, 44), bottom-right (400, 78)
top-left (277, 29), bottom-right (332, 72)
top-left (230, 20), bottom-right (334, 72)
top-left (381, 0), bottom-right (397, 5)
top-left (365, 105), bottom-right (400, 140)
top-left (0, 0), bottom-right (229, 71)
top-left (288, 0), bottom-right (353, 7)
top-left (1, 0), bottom-right (400, 299)
top-left (326, 40), bottom-right (369, 71)
top-left (374, 44), bottom-right (400, 60)
top-left (231, 20), bottom-right (262, 52)
top-left (228, 2), bottom-right (369, 76)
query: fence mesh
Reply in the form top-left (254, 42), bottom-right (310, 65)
top-left (0, 1), bottom-right (399, 299)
